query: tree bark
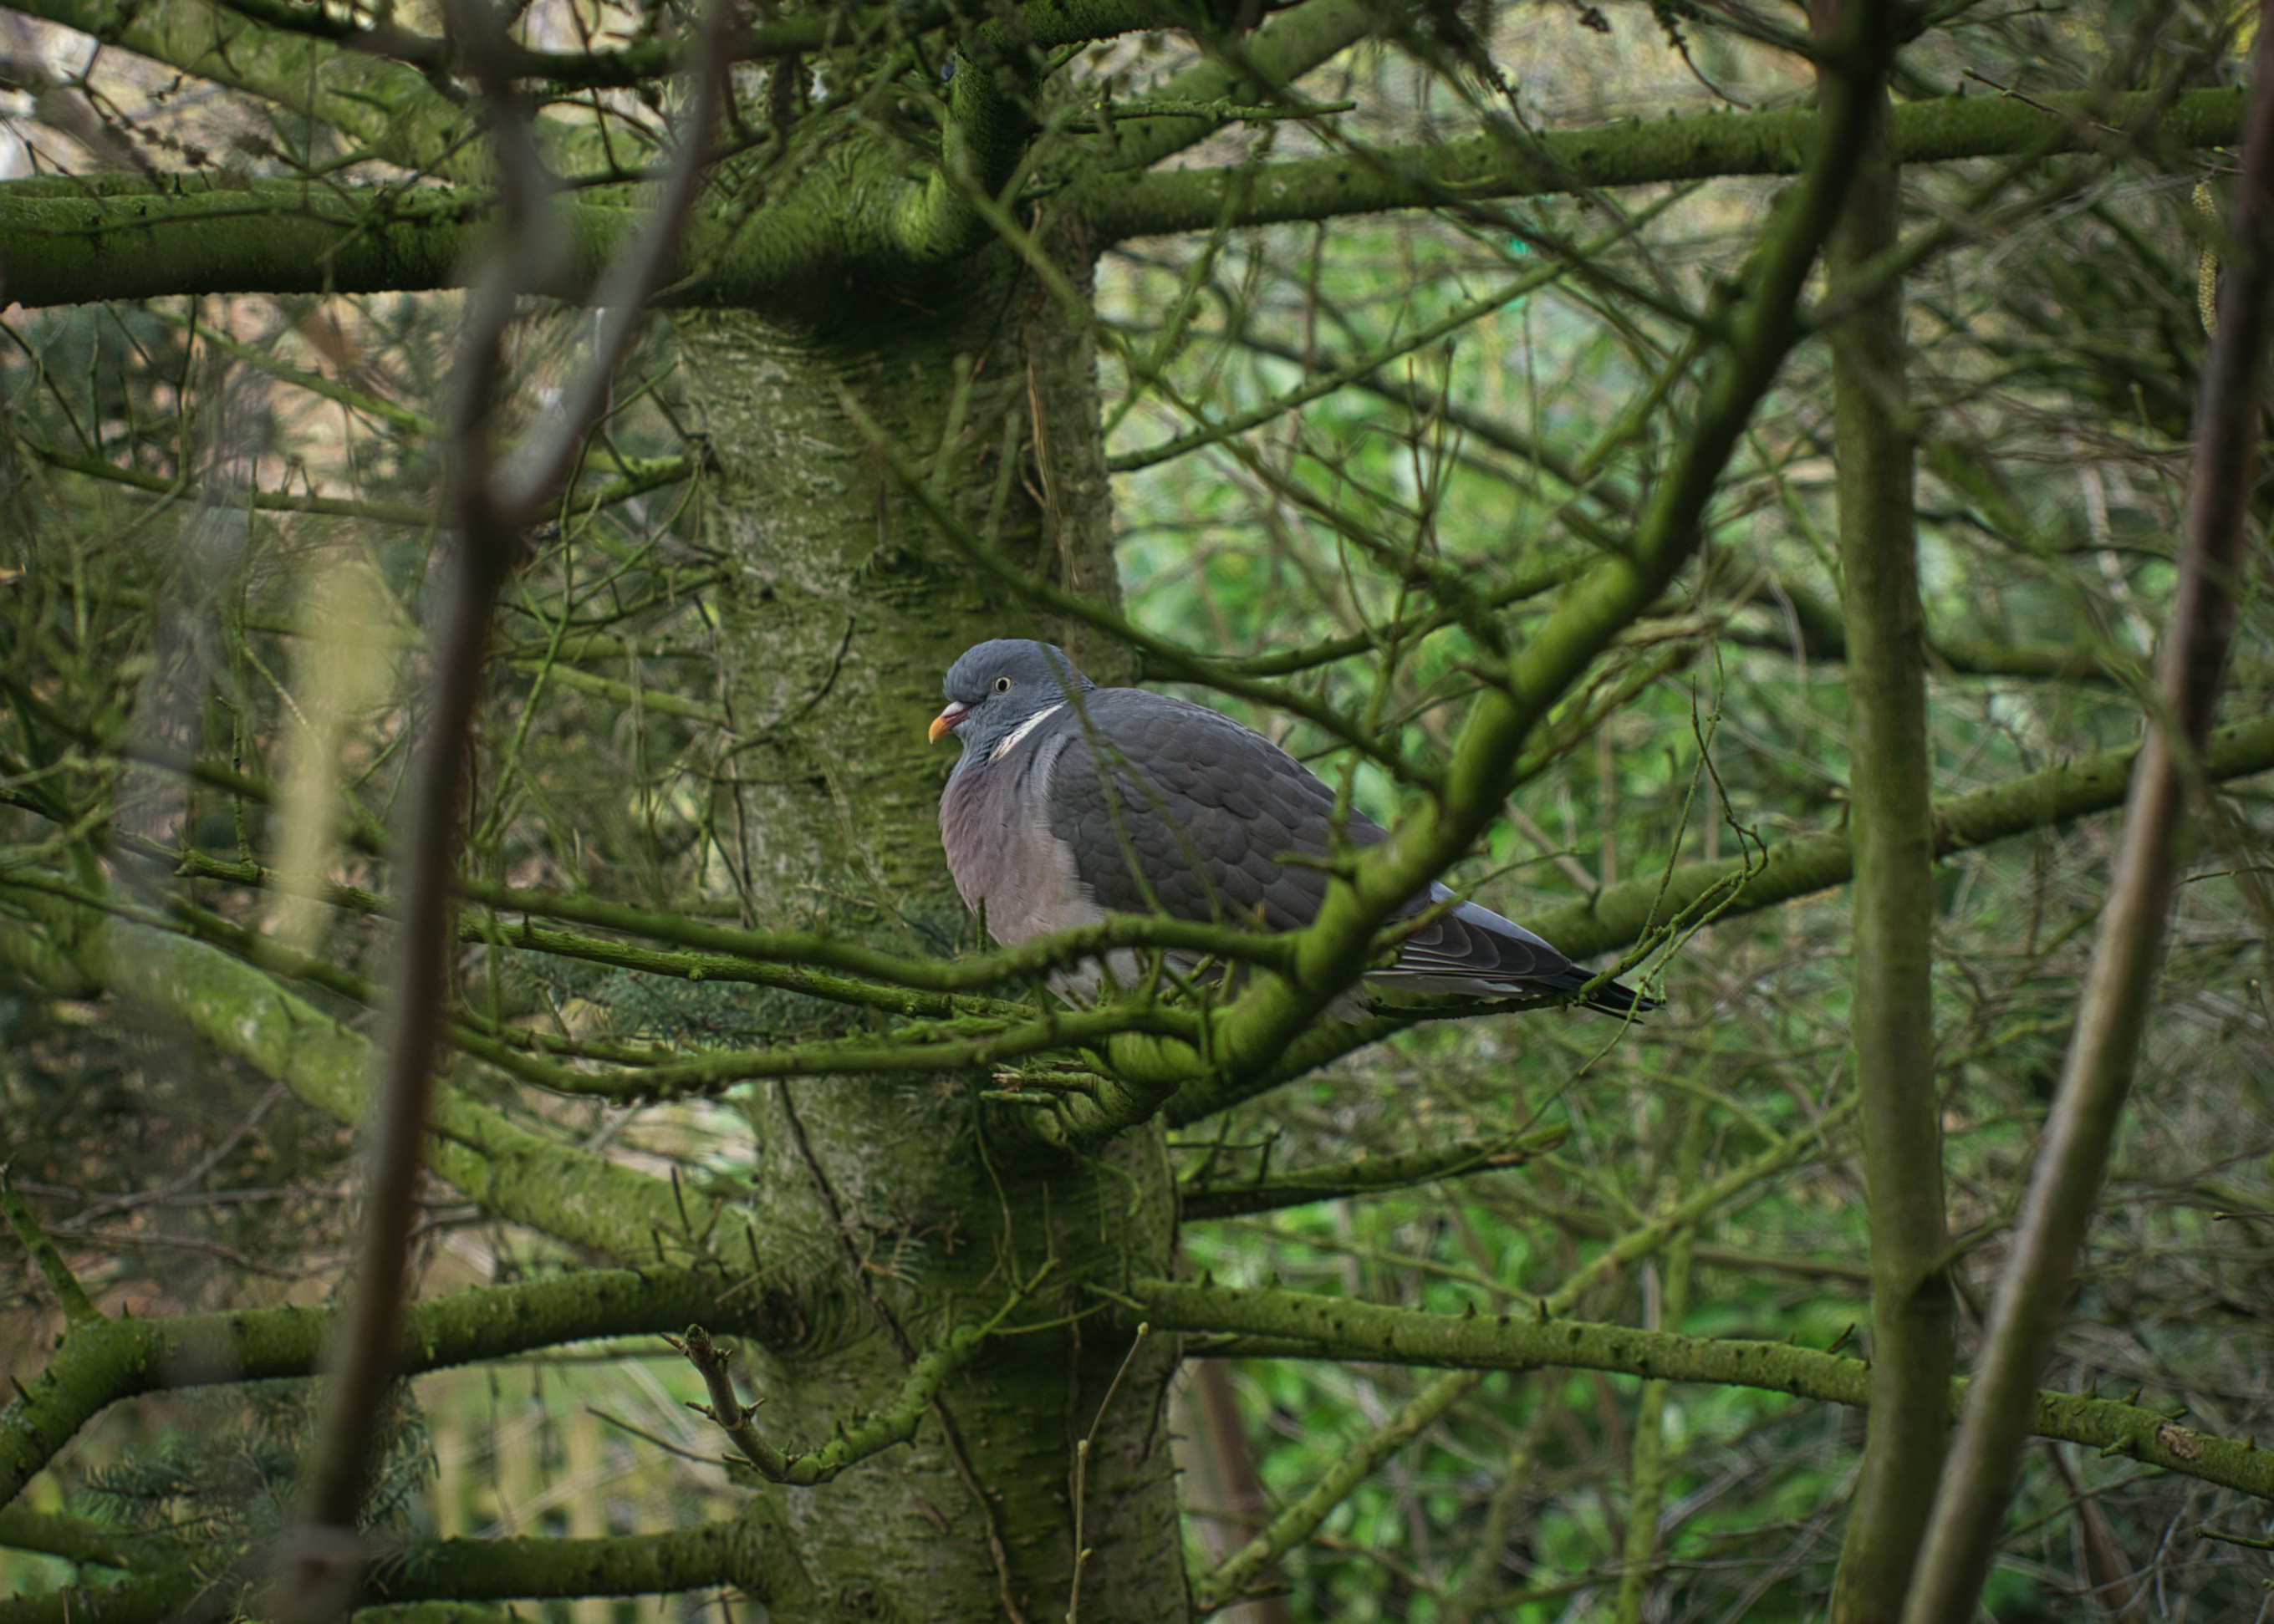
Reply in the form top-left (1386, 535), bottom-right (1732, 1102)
top-left (664, 238), bottom-right (1191, 1622)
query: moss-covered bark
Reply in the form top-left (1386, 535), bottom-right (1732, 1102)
top-left (653, 234), bottom-right (1190, 1621)
top-left (0, 1267), bottom-right (737, 1511)
top-left (2, 84), bottom-right (2251, 312)
top-left (1077, 86), bottom-right (2248, 242)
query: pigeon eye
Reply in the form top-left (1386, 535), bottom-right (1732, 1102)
top-left (994, 677), bottom-right (1012, 694)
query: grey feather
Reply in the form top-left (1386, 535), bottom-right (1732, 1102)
top-left (934, 639), bottom-right (1652, 1016)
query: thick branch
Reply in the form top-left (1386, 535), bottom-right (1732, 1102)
top-left (0, 1267), bottom-right (729, 1513)
top-left (1079, 86), bottom-right (2247, 242)
top-left (0, 178), bottom-right (511, 310)
top-left (5, 87), bottom-right (2248, 308)
top-left (0, 1509), bottom-right (140, 1569)
top-left (368, 1520), bottom-right (798, 1606)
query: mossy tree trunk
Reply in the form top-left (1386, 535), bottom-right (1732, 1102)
top-left (666, 235), bottom-right (1190, 1624)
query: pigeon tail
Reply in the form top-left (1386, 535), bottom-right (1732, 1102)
top-left (1370, 888), bottom-right (1659, 1016)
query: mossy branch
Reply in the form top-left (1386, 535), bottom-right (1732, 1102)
top-left (1125, 1280), bottom-right (2274, 1501)
top-left (365, 1520), bottom-right (798, 1606)
top-left (484, 1000), bottom-right (1196, 1102)
top-left (1077, 86), bottom-right (2248, 242)
top-left (1822, 55), bottom-right (1955, 1620)
top-left (0, 1268), bottom-right (732, 1514)
top-left (0, 1566), bottom-right (198, 1624)
top-left (0, 909), bottom-right (734, 1265)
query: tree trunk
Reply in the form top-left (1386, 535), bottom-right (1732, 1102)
top-left (665, 239), bottom-right (1191, 1623)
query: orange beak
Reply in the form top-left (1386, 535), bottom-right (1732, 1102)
top-left (929, 701), bottom-right (971, 744)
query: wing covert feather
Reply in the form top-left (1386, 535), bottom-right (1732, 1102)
top-left (1039, 690), bottom-right (1384, 932)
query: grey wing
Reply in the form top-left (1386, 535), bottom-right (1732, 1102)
top-left (1042, 690), bottom-right (1384, 930)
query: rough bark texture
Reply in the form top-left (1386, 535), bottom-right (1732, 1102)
top-left (665, 240), bottom-right (1190, 1622)
top-left (680, 236), bottom-right (1126, 936)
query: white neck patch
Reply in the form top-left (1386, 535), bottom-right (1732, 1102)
top-left (991, 702), bottom-right (1066, 763)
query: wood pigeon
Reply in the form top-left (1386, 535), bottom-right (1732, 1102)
top-left (931, 639), bottom-right (1652, 1016)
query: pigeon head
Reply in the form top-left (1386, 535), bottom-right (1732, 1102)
top-left (930, 639), bottom-right (1094, 761)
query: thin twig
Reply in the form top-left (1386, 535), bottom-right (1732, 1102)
top-left (1067, 1323), bottom-right (1150, 1624)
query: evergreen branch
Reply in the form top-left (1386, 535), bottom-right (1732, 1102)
top-left (1123, 1280), bottom-right (2274, 1500)
top-left (0, 1268), bottom-right (732, 1515)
